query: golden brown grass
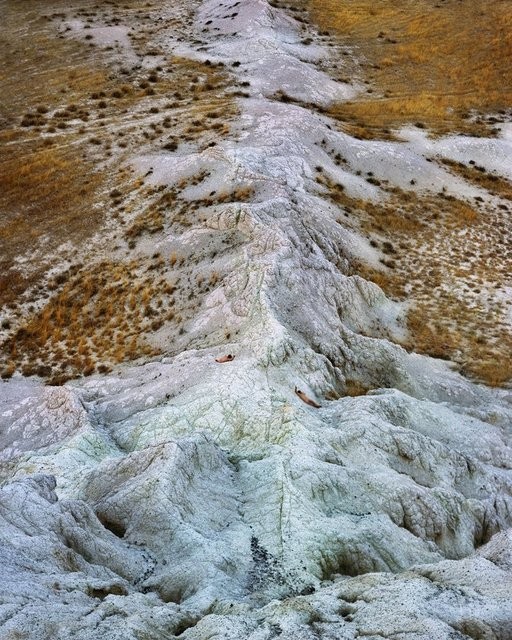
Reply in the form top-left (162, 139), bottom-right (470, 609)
top-left (0, 8), bottom-right (109, 124)
top-left (0, 3), bottom-right (162, 309)
top-left (0, 3), bottom-right (117, 306)
top-left (0, 2), bottom-right (239, 267)
top-left (335, 184), bottom-right (512, 386)
top-left (0, 0), bottom-right (239, 383)
top-left (407, 299), bottom-right (512, 387)
top-left (309, 0), bottom-right (512, 136)
top-left (439, 159), bottom-right (512, 201)
top-left (2, 260), bottom-right (170, 383)
top-left (0, 143), bottom-right (104, 299)
top-left (125, 199), bottom-right (169, 239)
top-left (305, 1), bottom-right (512, 384)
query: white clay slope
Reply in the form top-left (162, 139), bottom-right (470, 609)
top-left (0, 1), bottom-right (512, 639)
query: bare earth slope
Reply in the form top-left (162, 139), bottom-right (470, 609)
top-left (0, 1), bottom-right (511, 639)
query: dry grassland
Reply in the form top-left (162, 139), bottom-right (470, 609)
top-left (330, 183), bottom-right (512, 387)
top-left (304, 1), bottom-right (512, 386)
top-left (0, 3), bottom-right (115, 306)
top-left (308, 0), bottom-right (512, 137)
top-left (3, 260), bottom-right (164, 384)
top-left (0, 0), bottom-right (240, 383)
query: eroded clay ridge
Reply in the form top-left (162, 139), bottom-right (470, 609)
top-left (0, 0), bottom-right (511, 638)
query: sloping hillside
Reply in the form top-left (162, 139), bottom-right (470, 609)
top-left (0, 1), bottom-right (511, 639)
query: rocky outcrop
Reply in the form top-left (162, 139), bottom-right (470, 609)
top-left (1, 473), bottom-right (511, 639)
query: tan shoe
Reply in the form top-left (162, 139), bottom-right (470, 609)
top-left (294, 386), bottom-right (321, 408)
top-left (215, 354), bottom-right (235, 363)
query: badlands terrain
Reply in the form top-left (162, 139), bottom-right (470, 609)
top-left (0, 0), bottom-right (512, 638)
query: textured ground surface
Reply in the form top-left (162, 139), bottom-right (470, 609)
top-left (0, 0), bottom-right (511, 638)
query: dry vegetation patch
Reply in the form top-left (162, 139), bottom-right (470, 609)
top-left (325, 179), bottom-right (512, 385)
top-left (0, 2), bottom-right (118, 307)
top-left (320, 169), bottom-right (512, 386)
top-left (307, 0), bottom-right (512, 137)
top-left (438, 159), bottom-right (512, 202)
top-left (0, 0), bottom-right (240, 383)
top-left (2, 259), bottom-right (171, 384)
top-left (0, 142), bottom-right (104, 304)
top-left (301, 1), bottom-right (512, 385)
